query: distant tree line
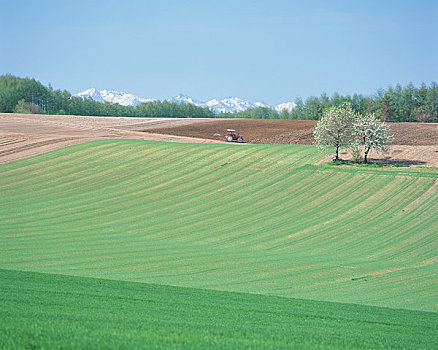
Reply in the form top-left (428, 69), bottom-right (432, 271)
top-left (292, 83), bottom-right (438, 123)
top-left (219, 84), bottom-right (438, 122)
top-left (0, 75), bottom-right (215, 118)
top-left (1, 75), bottom-right (437, 122)
top-left (217, 107), bottom-right (279, 119)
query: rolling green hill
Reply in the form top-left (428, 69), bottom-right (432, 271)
top-left (1, 268), bottom-right (437, 349)
top-left (1, 139), bottom-right (437, 313)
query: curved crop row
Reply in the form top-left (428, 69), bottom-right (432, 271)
top-left (0, 139), bottom-right (437, 311)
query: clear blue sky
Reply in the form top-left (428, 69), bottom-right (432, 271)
top-left (1, 0), bottom-right (437, 105)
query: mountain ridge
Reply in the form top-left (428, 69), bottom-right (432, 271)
top-left (74, 89), bottom-right (296, 114)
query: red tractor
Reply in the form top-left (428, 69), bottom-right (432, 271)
top-left (215, 129), bottom-right (244, 143)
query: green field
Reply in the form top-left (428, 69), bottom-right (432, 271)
top-left (1, 139), bottom-right (437, 347)
top-left (1, 269), bottom-right (437, 349)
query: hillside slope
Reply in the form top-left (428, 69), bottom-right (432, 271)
top-left (1, 269), bottom-right (437, 349)
top-left (1, 140), bottom-right (437, 311)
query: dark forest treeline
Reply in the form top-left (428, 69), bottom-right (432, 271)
top-left (1, 75), bottom-right (437, 122)
top-left (0, 75), bottom-right (215, 118)
top-left (219, 83), bottom-right (438, 122)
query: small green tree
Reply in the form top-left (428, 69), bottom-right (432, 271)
top-left (313, 102), bottom-right (356, 161)
top-left (279, 109), bottom-right (290, 119)
top-left (13, 99), bottom-right (45, 114)
top-left (13, 99), bottom-right (30, 113)
top-left (352, 113), bottom-right (393, 164)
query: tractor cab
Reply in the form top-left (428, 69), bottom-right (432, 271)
top-left (227, 129), bottom-right (237, 137)
top-left (214, 129), bottom-right (244, 143)
top-left (225, 129), bottom-right (244, 143)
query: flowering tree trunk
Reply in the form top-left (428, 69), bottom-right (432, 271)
top-left (363, 146), bottom-right (371, 164)
top-left (353, 113), bottom-right (393, 164)
top-left (334, 139), bottom-right (340, 161)
top-left (313, 103), bottom-right (355, 161)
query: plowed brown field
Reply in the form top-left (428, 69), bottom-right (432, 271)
top-left (0, 113), bottom-right (220, 164)
top-left (145, 119), bottom-right (438, 166)
top-left (145, 119), bottom-right (438, 146)
top-left (1, 113), bottom-right (437, 166)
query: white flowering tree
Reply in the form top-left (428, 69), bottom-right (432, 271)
top-left (353, 113), bottom-right (393, 164)
top-left (313, 103), bottom-right (356, 161)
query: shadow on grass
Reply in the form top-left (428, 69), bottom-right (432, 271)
top-left (325, 159), bottom-right (427, 167)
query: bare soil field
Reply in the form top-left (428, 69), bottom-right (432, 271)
top-left (0, 113), bottom-right (220, 164)
top-left (1, 113), bottom-right (437, 166)
top-left (146, 119), bottom-right (438, 166)
top-left (144, 119), bottom-right (317, 145)
top-left (146, 119), bottom-right (438, 146)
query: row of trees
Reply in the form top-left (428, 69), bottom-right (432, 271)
top-left (1, 74), bottom-right (437, 122)
top-left (313, 103), bottom-right (392, 164)
top-left (292, 83), bottom-right (438, 123)
top-left (217, 107), bottom-right (279, 119)
top-left (0, 75), bottom-right (215, 118)
top-left (219, 83), bottom-right (438, 122)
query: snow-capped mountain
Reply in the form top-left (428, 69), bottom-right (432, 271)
top-left (74, 89), bottom-right (296, 114)
top-left (204, 99), bottom-right (225, 112)
top-left (75, 88), bottom-right (155, 107)
top-left (253, 101), bottom-right (271, 109)
top-left (99, 89), bottom-right (155, 106)
top-left (167, 93), bottom-right (205, 107)
top-left (221, 97), bottom-right (256, 113)
top-left (75, 88), bottom-right (106, 104)
top-left (169, 95), bottom-right (274, 114)
top-left (274, 102), bottom-right (297, 113)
